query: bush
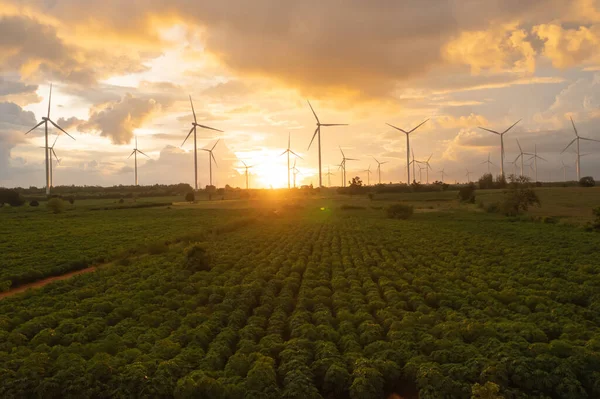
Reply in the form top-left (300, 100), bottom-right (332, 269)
top-left (119, 198), bottom-right (125, 204)
top-left (579, 176), bottom-right (595, 187)
top-left (185, 192), bottom-right (195, 202)
top-left (587, 207), bottom-right (600, 232)
top-left (29, 200), bottom-right (40, 207)
top-left (185, 243), bottom-right (212, 271)
top-left (46, 198), bottom-right (65, 214)
top-left (387, 204), bottom-right (414, 219)
top-left (500, 178), bottom-right (540, 216)
top-left (0, 188), bottom-right (25, 207)
top-left (458, 184), bottom-right (476, 203)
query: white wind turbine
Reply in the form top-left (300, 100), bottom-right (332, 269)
top-left (527, 144), bottom-right (547, 183)
top-left (438, 168), bottom-right (446, 183)
top-left (561, 117), bottom-right (600, 181)
top-left (481, 153), bottom-right (497, 174)
top-left (307, 101), bottom-right (348, 187)
top-left (465, 169), bottom-right (472, 183)
top-left (418, 164), bottom-right (427, 183)
top-left (560, 160), bottom-right (571, 182)
top-left (201, 139), bottom-right (220, 187)
top-left (241, 160), bottom-right (254, 190)
top-left (181, 95), bottom-right (223, 190)
top-left (478, 119), bottom-right (520, 178)
top-left (40, 135), bottom-right (61, 188)
top-left (127, 136), bottom-right (150, 186)
top-left (280, 132), bottom-right (302, 189)
top-left (291, 159), bottom-right (301, 188)
top-left (515, 139), bottom-right (533, 177)
top-left (325, 166), bottom-right (335, 187)
top-left (25, 84), bottom-right (75, 195)
top-left (421, 153), bottom-right (433, 184)
top-left (363, 165), bottom-right (372, 186)
top-left (386, 119), bottom-right (429, 184)
top-left (339, 146), bottom-right (358, 187)
top-left (372, 157), bottom-right (388, 185)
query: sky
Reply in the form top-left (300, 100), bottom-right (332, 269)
top-left (1, 0), bottom-right (600, 189)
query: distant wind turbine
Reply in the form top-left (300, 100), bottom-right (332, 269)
top-left (325, 166), bottom-right (335, 187)
top-left (465, 169), bottom-right (472, 183)
top-left (291, 159), bottom-right (301, 188)
top-left (372, 157), bottom-right (388, 185)
top-left (40, 135), bottom-right (60, 188)
top-left (481, 153), bottom-right (497, 174)
top-left (363, 165), bottom-right (372, 186)
top-left (181, 95), bottom-right (223, 190)
top-left (339, 146), bottom-right (358, 187)
top-left (280, 132), bottom-right (302, 189)
top-left (561, 117), bottom-right (600, 181)
top-left (560, 160), bottom-right (571, 182)
top-left (515, 139), bottom-right (533, 177)
top-left (201, 139), bottom-right (220, 187)
top-left (241, 160), bottom-right (253, 190)
top-left (127, 136), bottom-right (150, 186)
top-left (386, 119), bottom-right (429, 184)
top-left (422, 153), bottom-right (433, 184)
top-left (527, 144), bottom-right (547, 183)
top-left (25, 84), bottom-right (75, 195)
top-left (478, 119), bottom-right (520, 178)
top-left (438, 168), bottom-right (446, 183)
top-left (307, 101), bottom-right (348, 187)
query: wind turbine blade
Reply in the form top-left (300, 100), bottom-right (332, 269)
top-left (321, 123), bottom-right (348, 127)
top-left (372, 156), bottom-right (379, 164)
top-left (580, 137), bottom-right (600, 143)
top-left (307, 100), bottom-right (320, 124)
top-left (242, 160), bottom-right (247, 167)
top-left (189, 95), bottom-right (197, 123)
top-left (196, 124), bottom-right (223, 133)
top-left (288, 132), bottom-right (291, 150)
top-left (25, 120), bottom-right (45, 134)
top-left (408, 119), bottom-right (429, 134)
top-left (127, 150), bottom-right (135, 159)
top-left (52, 148), bottom-right (60, 162)
top-left (480, 160), bottom-right (487, 165)
top-left (47, 83), bottom-right (52, 119)
top-left (181, 126), bottom-right (194, 147)
top-left (380, 161), bottom-right (388, 165)
top-left (516, 139), bottom-right (523, 152)
top-left (290, 150), bottom-right (303, 159)
top-left (561, 138), bottom-right (577, 154)
top-left (386, 123), bottom-right (408, 134)
top-left (52, 134), bottom-right (59, 147)
top-left (339, 146), bottom-right (345, 158)
top-left (346, 158), bottom-right (358, 161)
top-left (515, 154), bottom-right (522, 162)
top-left (477, 127), bottom-right (500, 135)
top-left (279, 150), bottom-right (288, 156)
top-left (201, 148), bottom-right (210, 152)
top-left (570, 117), bottom-right (578, 137)
top-left (211, 139), bottom-right (220, 151)
top-left (211, 152), bottom-right (218, 167)
top-left (49, 120), bottom-right (75, 140)
top-left (137, 150), bottom-right (150, 158)
top-left (501, 119), bottom-right (521, 135)
top-left (307, 128), bottom-right (319, 150)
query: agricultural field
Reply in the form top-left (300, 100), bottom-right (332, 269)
top-left (1, 191), bottom-right (600, 398)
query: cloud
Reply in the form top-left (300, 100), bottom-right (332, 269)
top-left (79, 94), bottom-right (163, 144)
top-left (57, 116), bottom-right (85, 130)
top-left (534, 24), bottom-right (600, 68)
top-left (435, 114), bottom-right (490, 129)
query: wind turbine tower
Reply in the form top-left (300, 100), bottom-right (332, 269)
top-left (363, 165), bottom-right (372, 186)
top-left (528, 144), bottom-right (547, 183)
top-left (280, 133), bottom-right (302, 189)
top-left (25, 84), bottom-right (75, 195)
top-left (372, 157), bottom-right (388, 185)
top-left (561, 117), bottom-right (600, 181)
top-left (127, 136), bottom-right (150, 186)
top-left (325, 166), bottom-right (335, 187)
top-left (478, 119), bottom-right (520, 178)
top-left (241, 161), bottom-right (253, 190)
top-left (386, 119), bottom-right (428, 184)
top-left (515, 139), bottom-right (533, 177)
top-left (481, 153), bottom-right (497, 174)
top-left (202, 139), bottom-right (220, 187)
top-left (40, 135), bottom-right (61, 188)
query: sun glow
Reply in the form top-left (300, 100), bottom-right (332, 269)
top-left (236, 148), bottom-right (310, 189)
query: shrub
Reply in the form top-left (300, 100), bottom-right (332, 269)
top-left (29, 200), bottom-right (40, 207)
top-left (185, 192), bottom-right (195, 202)
top-left (0, 188), bottom-right (25, 207)
top-left (587, 207), bottom-right (600, 232)
top-left (67, 197), bottom-right (75, 205)
top-left (46, 198), bottom-right (65, 214)
top-left (185, 243), bottom-right (212, 271)
top-left (458, 184), bottom-right (476, 203)
top-left (119, 198), bottom-right (125, 204)
top-left (387, 204), bottom-right (413, 219)
top-left (500, 178), bottom-right (540, 216)
top-left (579, 176), bottom-right (595, 187)
top-left (478, 173), bottom-right (494, 189)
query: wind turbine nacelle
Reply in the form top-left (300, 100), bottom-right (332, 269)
top-left (42, 117), bottom-right (49, 121)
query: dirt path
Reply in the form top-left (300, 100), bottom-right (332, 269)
top-left (0, 266), bottom-right (97, 300)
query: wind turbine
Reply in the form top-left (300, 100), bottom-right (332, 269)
top-left (291, 159), bottom-right (301, 188)
top-left (241, 160), bottom-right (253, 190)
top-left (280, 132), bottom-right (302, 189)
top-left (418, 164), bottom-right (427, 183)
top-left (201, 139), bottom-right (220, 187)
top-left (363, 165), bottom-right (372, 186)
top-left (515, 139), bottom-right (533, 177)
top-left (40, 135), bottom-right (60, 188)
top-left (325, 166), bottom-right (335, 187)
top-left (336, 163), bottom-right (344, 187)
top-left (127, 136), bottom-right (150, 186)
top-left (386, 119), bottom-right (429, 184)
top-left (422, 153), bottom-right (433, 184)
top-left (307, 101), bottom-right (348, 187)
top-left (181, 95), bottom-right (223, 190)
top-left (339, 146), bottom-right (358, 187)
top-left (561, 117), bottom-right (600, 181)
top-left (508, 160), bottom-right (518, 177)
top-left (465, 169), bottom-right (472, 183)
top-left (25, 84), bottom-right (75, 195)
top-left (560, 160), bottom-right (571, 182)
top-left (478, 119), bottom-right (520, 178)
top-left (438, 168), bottom-right (446, 183)
top-left (481, 153), bottom-right (497, 174)
top-left (372, 157), bottom-right (388, 185)
top-left (527, 144), bottom-right (547, 183)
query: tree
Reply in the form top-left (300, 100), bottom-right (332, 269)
top-left (458, 184), bottom-right (476, 203)
top-left (579, 176), bottom-right (595, 187)
top-left (500, 176), bottom-right (540, 216)
top-left (348, 176), bottom-right (363, 196)
top-left (185, 192), bottom-right (195, 202)
top-left (0, 189), bottom-right (25, 207)
top-left (478, 173), bottom-right (494, 189)
top-left (46, 198), bottom-right (65, 214)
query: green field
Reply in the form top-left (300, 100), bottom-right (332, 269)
top-left (1, 187), bottom-right (600, 398)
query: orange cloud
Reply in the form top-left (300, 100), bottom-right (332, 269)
top-left (534, 24), bottom-right (600, 68)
